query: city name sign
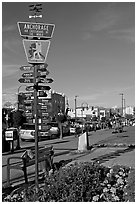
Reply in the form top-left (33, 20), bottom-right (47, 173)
top-left (37, 78), bottom-right (54, 83)
top-left (17, 22), bottom-right (55, 38)
top-left (20, 65), bottom-right (34, 71)
top-left (22, 72), bottom-right (34, 78)
top-left (23, 39), bottom-right (50, 64)
top-left (18, 78), bottom-right (34, 83)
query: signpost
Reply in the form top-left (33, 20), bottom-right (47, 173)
top-left (17, 6), bottom-right (55, 191)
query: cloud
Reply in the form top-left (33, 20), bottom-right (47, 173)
top-left (3, 24), bottom-right (16, 32)
top-left (82, 2), bottom-right (134, 44)
top-left (108, 28), bottom-right (135, 43)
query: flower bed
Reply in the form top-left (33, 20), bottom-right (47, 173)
top-left (3, 162), bottom-right (135, 202)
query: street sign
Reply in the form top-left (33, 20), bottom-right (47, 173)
top-left (38, 91), bottom-right (47, 97)
top-left (38, 112), bottom-right (49, 116)
top-left (38, 91), bottom-right (51, 99)
top-left (37, 75), bottom-right (46, 78)
top-left (23, 39), bottom-right (50, 64)
top-left (24, 92), bottom-right (34, 97)
top-left (20, 65), bottom-right (34, 71)
top-left (26, 86), bottom-right (34, 91)
top-left (37, 78), bottom-right (53, 83)
top-left (37, 63), bottom-right (48, 69)
top-left (37, 85), bottom-right (51, 91)
top-left (24, 99), bottom-right (33, 104)
top-left (17, 22), bottom-right (55, 39)
top-left (25, 106), bottom-right (32, 110)
top-left (18, 78), bottom-right (34, 83)
top-left (22, 72), bottom-right (34, 78)
top-left (25, 112), bottom-right (33, 117)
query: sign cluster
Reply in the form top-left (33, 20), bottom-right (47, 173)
top-left (18, 20), bottom-right (55, 132)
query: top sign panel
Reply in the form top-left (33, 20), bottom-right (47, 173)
top-left (17, 22), bottom-right (55, 39)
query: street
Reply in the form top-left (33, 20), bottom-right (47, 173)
top-left (2, 126), bottom-right (135, 187)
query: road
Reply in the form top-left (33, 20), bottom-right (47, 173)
top-left (2, 126), bottom-right (135, 186)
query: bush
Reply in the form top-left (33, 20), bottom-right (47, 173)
top-left (3, 162), bottom-right (134, 202)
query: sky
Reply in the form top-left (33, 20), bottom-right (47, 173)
top-left (2, 1), bottom-right (135, 109)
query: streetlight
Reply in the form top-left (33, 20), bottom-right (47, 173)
top-left (75, 95), bottom-right (78, 120)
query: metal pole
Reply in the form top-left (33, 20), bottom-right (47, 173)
top-left (75, 96), bottom-right (78, 120)
top-left (120, 93), bottom-right (124, 117)
top-left (34, 65), bottom-right (39, 191)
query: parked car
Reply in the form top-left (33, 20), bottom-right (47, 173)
top-left (20, 122), bottom-right (70, 141)
top-left (20, 124), bottom-right (35, 141)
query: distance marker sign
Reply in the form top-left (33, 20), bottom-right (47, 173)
top-left (17, 22), bottom-right (55, 39)
top-left (23, 39), bottom-right (50, 64)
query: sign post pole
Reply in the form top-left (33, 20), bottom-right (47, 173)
top-left (34, 65), bottom-right (39, 192)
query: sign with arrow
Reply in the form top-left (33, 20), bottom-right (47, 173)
top-left (17, 22), bottom-right (55, 39)
top-left (20, 65), bottom-right (34, 71)
top-left (23, 39), bottom-right (50, 64)
top-left (26, 86), bottom-right (34, 91)
top-left (22, 72), bottom-right (34, 78)
top-left (37, 78), bottom-right (53, 83)
top-left (37, 63), bottom-right (48, 69)
top-left (37, 85), bottom-right (51, 91)
top-left (18, 78), bottom-right (34, 83)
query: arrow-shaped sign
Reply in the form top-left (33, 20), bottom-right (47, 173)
top-left (37, 86), bottom-right (51, 91)
top-left (20, 65), bottom-right (34, 71)
top-left (37, 63), bottom-right (48, 69)
top-left (18, 78), bottom-right (34, 83)
top-left (26, 86), bottom-right (34, 91)
top-left (22, 72), bottom-right (34, 78)
top-left (37, 69), bottom-right (50, 76)
top-left (37, 78), bottom-right (54, 83)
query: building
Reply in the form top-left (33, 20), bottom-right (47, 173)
top-left (18, 90), bottom-right (65, 123)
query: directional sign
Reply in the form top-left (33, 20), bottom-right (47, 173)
top-left (25, 106), bottom-right (33, 110)
top-left (26, 86), bottom-right (34, 91)
top-left (37, 78), bottom-right (53, 83)
top-left (20, 65), bottom-right (34, 71)
top-left (18, 78), bottom-right (34, 83)
top-left (38, 91), bottom-right (47, 97)
top-left (17, 22), bottom-right (55, 39)
top-left (37, 86), bottom-right (51, 91)
top-left (37, 63), bottom-right (48, 69)
top-left (23, 39), bottom-right (50, 64)
top-left (37, 71), bottom-right (50, 77)
top-left (38, 91), bottom-right (51, 99)
top-left (24, 92), bottom-right (34, 97)
top-left (24, 99), bottom-right (33, 104)
top-left (22, 72), bottom-right (34, 78)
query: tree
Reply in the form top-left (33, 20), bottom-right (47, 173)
top-left (12, 110), bottom-right (26, 128)
top-left (56, 113), bottom-right (67, 139)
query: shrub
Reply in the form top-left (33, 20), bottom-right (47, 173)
top-left (3, 162), bottom-right (134, 202)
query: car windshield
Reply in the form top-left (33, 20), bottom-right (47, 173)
top-left (21, 124), bottom-right (35, 130)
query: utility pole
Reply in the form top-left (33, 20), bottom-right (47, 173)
top-left (119, 93), bottom-right (124, 117)
top-left (75, 95), bottom-right (78, 120)
top-left (123, 98), bottom-right (126, 116)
